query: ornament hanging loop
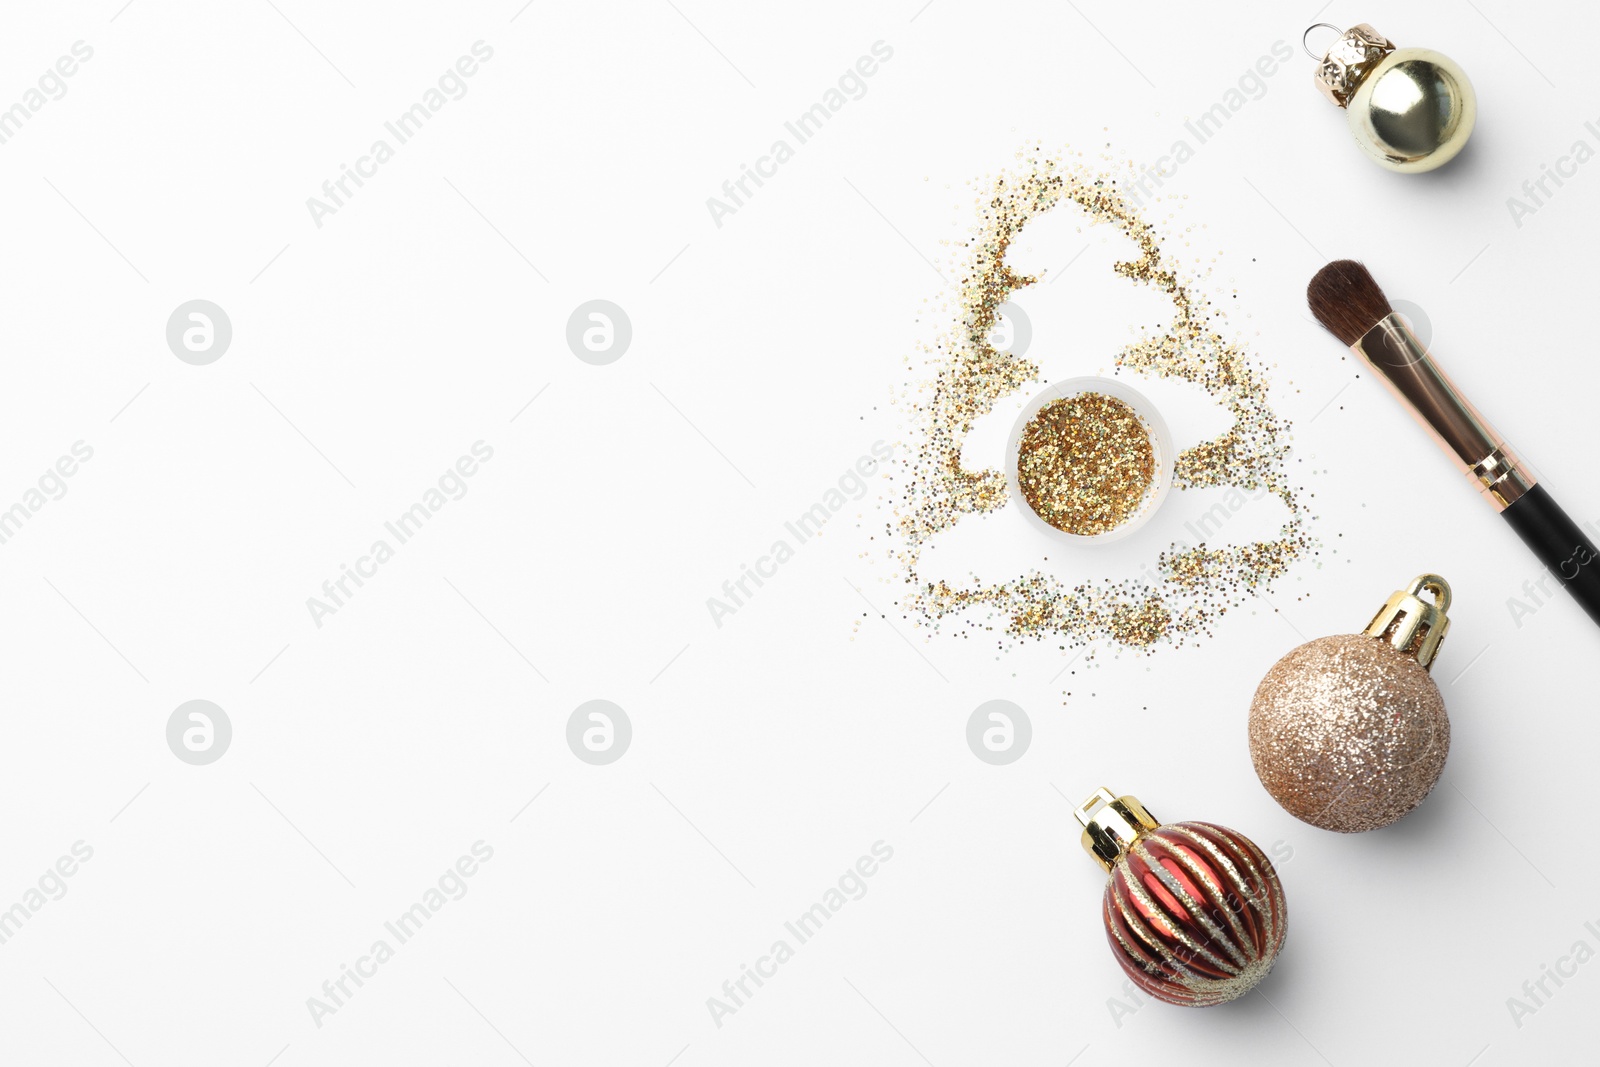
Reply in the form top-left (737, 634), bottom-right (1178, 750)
top-left (1302, 23), bottom-right (1343, 60)
top-left (1363, 573), bottom-right (1452, 670)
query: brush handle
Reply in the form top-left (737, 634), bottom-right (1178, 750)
top-left (1501, 485), bottom-right (1600, 629)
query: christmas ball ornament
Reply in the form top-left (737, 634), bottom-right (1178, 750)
top-left (1073, 788), bottom-right (1287, 1006)
top-left (1306, 22), bottom-right (1476, 172)
top-left (1249, 574), bottom-right (1453, 833)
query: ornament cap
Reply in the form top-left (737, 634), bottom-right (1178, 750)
top-left (1311, 23), bottom-right (1395, 107)
top-left (1073, 787), bottom-right (1159, 871)
top-left (1362, 573), bottom-right (1451, 670)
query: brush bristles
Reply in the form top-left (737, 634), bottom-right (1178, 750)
top-left (1306, 260), bottom-right (1393, 346)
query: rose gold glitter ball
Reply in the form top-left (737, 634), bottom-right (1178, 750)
top-left (1248, 634), bottom-right (1449, 833)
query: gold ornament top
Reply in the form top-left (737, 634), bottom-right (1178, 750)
top-left (1314, 23), bottom-right (1395, 107)
top-left (1362, 574), bottom-right (1451, 670)
top-left (1073, 788), bottom-right (1158, 871)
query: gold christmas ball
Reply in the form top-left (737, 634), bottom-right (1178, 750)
top-left (1347, 48), bottom-right (1476, 173)
top-left (1311, 24), bottom-right (1477, 173)
top-left (1248, 633), bottom-right (1449, 833)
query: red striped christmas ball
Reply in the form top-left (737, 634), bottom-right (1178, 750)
top-left (1101, 820), bottom-right (1287, 1006)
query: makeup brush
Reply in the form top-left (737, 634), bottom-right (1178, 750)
top-left (1307, 259), bottom-right (1600, 629)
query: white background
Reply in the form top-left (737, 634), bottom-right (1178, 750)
top-left (2, 1), bottom-right (1596, 1064)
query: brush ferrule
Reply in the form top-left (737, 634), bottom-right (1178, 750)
top-left (1352, 313), bottom-right (1535, 511)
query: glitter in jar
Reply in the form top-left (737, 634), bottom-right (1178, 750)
top-left (1016, 392), bottom-right (1155, 536)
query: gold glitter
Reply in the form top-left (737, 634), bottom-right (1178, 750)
top-left (1016, 393), bottom-right (1154, 536)
top-left (890, 146), bottom-right (1315, 656)
top-left (1248, 634), bottom-right (1449, 833)
top-left (1109, 597), bottom-right (1169, 647)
